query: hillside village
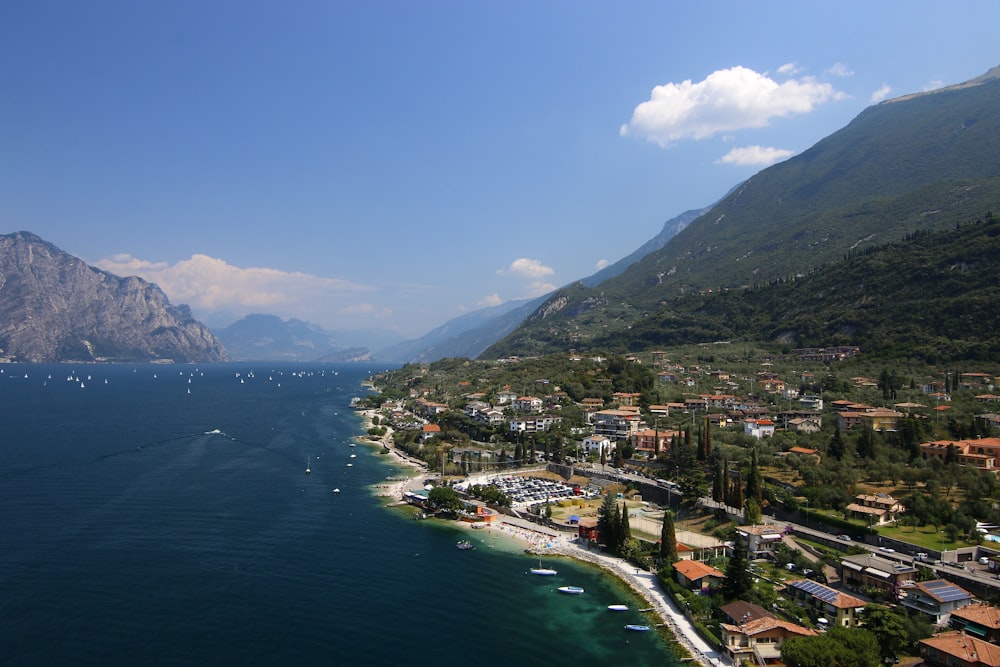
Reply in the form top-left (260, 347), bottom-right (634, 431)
top-left (365, 346), bottom-right (1000, 666)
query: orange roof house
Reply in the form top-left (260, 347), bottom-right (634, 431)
top-left (672, 559), bottom-right (724, 591)
top-left (920, 631), bottom-right (1000, 667)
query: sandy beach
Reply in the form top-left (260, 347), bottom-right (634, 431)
top-left (356, 408), bottom-right (726, 666)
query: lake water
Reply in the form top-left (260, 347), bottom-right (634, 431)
top-left (0, 363), bottom-right (679, 666)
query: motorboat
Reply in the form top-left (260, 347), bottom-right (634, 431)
top-left (607, 605), bottom-right (628, 612)
top-left (624, 624), bottom-right (651, 632)
top-left (557, 586), bottom-right (584, 595)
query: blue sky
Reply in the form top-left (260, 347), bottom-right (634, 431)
top-left (3, 1), bottom-right (999, 340)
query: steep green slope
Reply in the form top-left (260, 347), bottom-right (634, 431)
top-left (484, 68), bottom-right (1000, 360)
top-left (606, 213), bottom-right (1000, 363)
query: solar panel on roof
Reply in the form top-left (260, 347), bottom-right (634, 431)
top-left (922, 580), bottom-right (969, 602)
top-left (791, 580), bottom-right (838, 603)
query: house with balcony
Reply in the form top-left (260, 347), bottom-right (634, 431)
top-left (950, 603), bottom-right (1000, 643)
top-left (736, 525), bottom-right (783, 561)
top-left (630, 428), bottom-right (679, 458)
top-left (919, 631), bottom-right (1000, 667)
top-left (720, 615), bottom-right (816, 666)
top-left (508, 415), bottom-right (562, 434)
top-left (845, 493), bottom-right (904, 526)
top-left (581, 435), bottom-right (612, 457)
top-left (744, 418), bottom-right (776, 439)
top-left (902, 579), bottom-right (973, 625)
top-left (839, 553), bottom-right (915, 601)
top-left (512, 396), bottom-right (543, 413)
top-left (612, 392), bottom-right (641, 407)
top-left (784, 579), bottom-right (867, 627)
top-left (592, 409), bottom-right (642, 440)
top-left (920, 438), bottom-right (1000, 473)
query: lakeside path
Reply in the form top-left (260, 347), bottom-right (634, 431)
top-left (355, 409), bottom-right (726, 666)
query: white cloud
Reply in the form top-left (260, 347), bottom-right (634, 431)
top-left (620, 66), bottom-right (842, 147)
top-left (924, 79), bottom-right (944, 92)
top-left (777, 62), bottom-right (802, 76)
top-left (95, 253), bottom-right (375, 323)
top-left (524, 281), bottom-right (557, 297)
top-left (716, 145), bottom-right (795, 167)
top-left (826, 62), bottom-right (854, 77)
top-left (477, 293), bottom-right (504, 308)
top-left (498, 258), bottom-right (555, 279)
top-left (595, 259), bottom-right (610, 270)
top-left (870, 84), bottom-right (892, 103)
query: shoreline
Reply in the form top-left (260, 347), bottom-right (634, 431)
top-left (355, 408), bottom-right (724, 666)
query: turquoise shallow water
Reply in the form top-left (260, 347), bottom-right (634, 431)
top-left (0, 363), bottom-right (680, 666)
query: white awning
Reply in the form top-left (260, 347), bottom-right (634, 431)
top-left (761, 534), bottom-right (782, 541)
top-left (842, 561), bottom-right (863, 571)
top-left (864, 567), bottom-right (892, 579)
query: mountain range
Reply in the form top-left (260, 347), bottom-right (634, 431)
top-left (483, 65), bottom-right (1000, 360)
top-left (0, 232), bottom-right (226, 363)
top-left (3, 66), bottom-right (999, 364)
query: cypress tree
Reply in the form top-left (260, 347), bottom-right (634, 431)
top-left (598, 490), bottom-right (617, 547)
top-left (620, 502), bottom-right (632, 551)
top-left (829, 426), bottom-right (845, 461)
top-left (660, 509), bottom-right (678, 562)
top-left (722, 539), bottom-right (753, 601)
top-left (745, 446), bottom-right (763, 505)
top-left (702, 416), bottom-right (712, 460)
top-left (712, 458), bottom-right (725, 503)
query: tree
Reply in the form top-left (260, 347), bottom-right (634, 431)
top-left (860, 605), bottom-right (909, 663)
top-left (427, 485), bottom-right (464, 511)
top-left (856, 426), bottom-right (876, 459)
top-left (829, 426), bottom-right (846, 461)
top-left (782, 627), bottom-right (879, 667)
top-left (712, 457), bottom-right (725, 503)
top-left (659, 510), bottom-right (678, 562)
top-left (619, 502), bottom-right (632, 552)
top-left (744, 497), bottom-right (762, 526)
top-left (597, 491), bottom-right (619, 548)
top-left (745, 445), bottom-right (763, 505)
top-left (721, 539), bottom-right (753, 602)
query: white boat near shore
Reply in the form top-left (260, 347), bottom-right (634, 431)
top-left (607, 604), bottom-right (628, 612)
top-left (530, 555), bottom-right (557, 576)
top-left (624, 624), bottom-right (651, 632)
top-left (557, 586), bottom-right (584, 595)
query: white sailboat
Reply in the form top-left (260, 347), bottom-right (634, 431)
top-left (529, 554), bottom-right (557, 576)
top-left (306, 457), bottom-right (311, 475)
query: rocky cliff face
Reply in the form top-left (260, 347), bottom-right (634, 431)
top-left (0, 232), bottom-right (227, 363)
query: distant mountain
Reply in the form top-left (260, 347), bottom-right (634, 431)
top-left (372, 206), bottom-right (716, 363)
top-left (373, 298), bottom-right (542, 363)
top-left (484, 65), bottom-right (1000, 359)
top-left (214, 314), bottom-right (361, 362)
top-left (0, 231), bottom-right (226, 363)
top-left (580, 203), bottom-right (715, 287)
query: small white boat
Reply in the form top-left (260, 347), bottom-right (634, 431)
top-left (457, 540), bottom-right (475, 550)
top-left (624, 624), bottom-right (651, 632)
top-left (306, 457), bottom-right (311, 474)
top-left (346, 463), bottom-right (353, 467)
top-left (332, 488), bottom-right (341, 494)
top-left (557, 586), bottom-right (584, 595)
top-left (608, 604), bottom-right (629, 612)
top-left (530, 555), bottom-right (557, 576)
top-left (350, 454), bottom-right (356, 458)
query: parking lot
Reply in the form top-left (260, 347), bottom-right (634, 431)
top-left (488, 475), bottom-right (587, 508)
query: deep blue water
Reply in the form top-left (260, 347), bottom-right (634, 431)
top-left (0, 363), bottom-right (679, 666)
